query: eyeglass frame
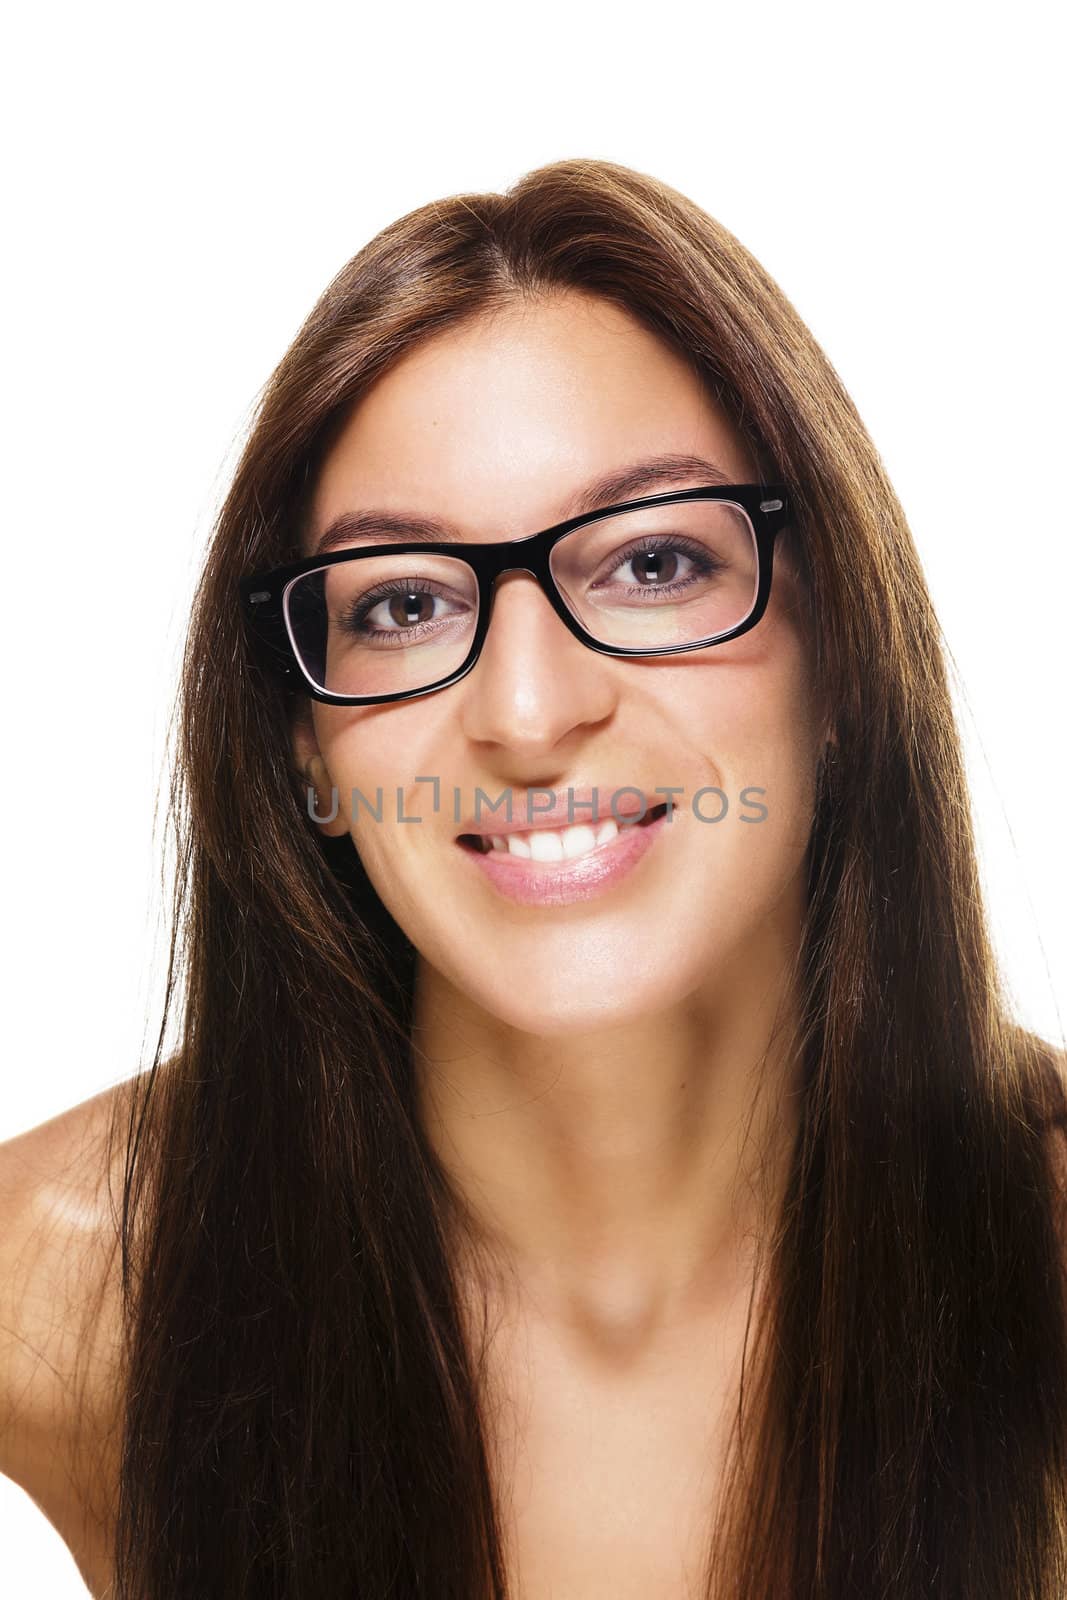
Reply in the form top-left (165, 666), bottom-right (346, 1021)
top-left (239, 483), bottom-right (792, 707)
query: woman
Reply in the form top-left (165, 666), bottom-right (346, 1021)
top-left (2, 156), bottom-right (1066, 1598)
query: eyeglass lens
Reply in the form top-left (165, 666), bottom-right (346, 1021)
top-left (284, 499), bottom-right (759, 698)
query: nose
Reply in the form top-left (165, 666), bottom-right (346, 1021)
top-left (456, 569), bottom-right (617, 753)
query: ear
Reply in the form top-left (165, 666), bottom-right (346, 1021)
top-left (290, 702), bottom-right (350, 839)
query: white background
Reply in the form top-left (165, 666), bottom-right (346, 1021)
top-left (1, 1), bottom-right (1063, 1589)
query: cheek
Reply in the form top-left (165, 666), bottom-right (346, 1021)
top-left (314, 706), bottom-right (444, 851)
top-left (735, 670), bottom-right (823, 865)
top-left (674, 632), bottom-right (821, 854)
top-left (670, 601), bottom-right (820, 755)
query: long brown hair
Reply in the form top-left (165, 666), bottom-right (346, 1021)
top-left (98, 156), bottom-right (1067, 1597)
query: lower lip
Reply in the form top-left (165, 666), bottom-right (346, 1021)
top-left (455, 808), bottom-right (674, 906)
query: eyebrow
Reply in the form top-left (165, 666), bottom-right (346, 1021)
top-left (309, 452), bottom-right (738, 557)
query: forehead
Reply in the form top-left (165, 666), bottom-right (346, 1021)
top-left (305, 291), bottom-right (757, 550)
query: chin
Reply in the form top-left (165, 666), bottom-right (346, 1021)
top-left (462, 970), bottom-right (692, 1039)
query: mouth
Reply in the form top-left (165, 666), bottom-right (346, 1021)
top-left (456, 801), bottom-right (670, 861)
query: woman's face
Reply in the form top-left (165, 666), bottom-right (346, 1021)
top-left (293, 289), bottom-right (828, 1035)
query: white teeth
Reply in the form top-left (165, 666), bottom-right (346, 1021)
top-left (528, 830), bottom-right (563, 862)
top-left (481, 817), bottom-right (623, 861)
top-left (560, 824), bottom-right (598, 860)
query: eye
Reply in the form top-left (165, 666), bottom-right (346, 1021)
top-left (336, 576), bottom-right (474, 646)
top-left (593, 535), bottom-right (725, 596)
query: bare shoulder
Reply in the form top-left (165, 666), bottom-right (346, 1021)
top-left (0, 1073), bottom-right (147, 1595)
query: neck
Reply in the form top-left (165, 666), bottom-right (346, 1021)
top-left (411, 891), bottom-right (808, 1361)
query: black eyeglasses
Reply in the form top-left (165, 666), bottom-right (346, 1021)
top-left (239, 484), bottom-right (791, 706)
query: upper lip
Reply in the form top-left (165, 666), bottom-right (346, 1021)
top-left (454, 788), bottom-right (671, 837)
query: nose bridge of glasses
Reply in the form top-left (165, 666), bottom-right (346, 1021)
top-left (465, 529), bottom-right (574, 653)
top-left (471, 526), bottom-right (555, 601)
top-left (482, 561), bottom-right (557, 628)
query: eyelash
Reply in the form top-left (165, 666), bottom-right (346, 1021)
top-left (594, 534), bottom-right (722, 594)
top-left (336, 534), bottom-right (725, 643)
top-left (341, 577), bottom-right (461, 647)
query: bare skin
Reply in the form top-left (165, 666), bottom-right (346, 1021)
top-left (0, 1075), bottom-right (763, 1599)
top-left (1, 291), bottom-right (830, 1597)
top-left (291, 288), bottom-right (825, 1594)
top-left (293, 291), bottom-right (828, 1333)
top-left (3, 1067), bottom-right (1066, 1597)
top-left (0, 1083), bottom-right (128, 1598)
top-left (15, 290), bottom-right (1056, 1595)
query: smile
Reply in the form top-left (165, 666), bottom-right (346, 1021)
top-left (455, 803), bottom-right (673, 907)
top-left (458, 802), bottom-right (669, 861)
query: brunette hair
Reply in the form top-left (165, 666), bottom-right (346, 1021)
top-left (96, 157), bottom-right (1067, 1597)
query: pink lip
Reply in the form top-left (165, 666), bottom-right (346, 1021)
top-left (455, 808), bottom-right (673, 907)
